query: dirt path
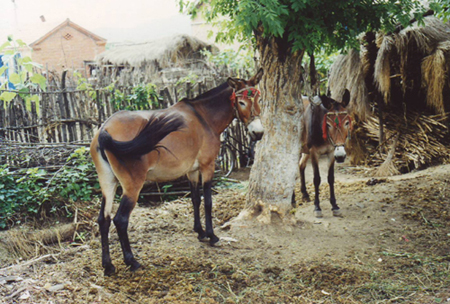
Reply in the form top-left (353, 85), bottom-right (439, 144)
top-left (1, 161), bottom-right (449, 303)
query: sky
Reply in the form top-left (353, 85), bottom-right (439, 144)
top-left (0, 0), bottom-right (192, 44)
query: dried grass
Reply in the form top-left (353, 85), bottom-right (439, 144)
top-left (361, 112), bottom-right (450, 174)
top-left (96, 34), bottom-right (218, 68)
top-left (421, 41), bottom-right (450, 114)
top-left (1, 224), bottom-right (76, 259)
top-left (374, 35), bottom-right (395, 104)
top-left (329, 50), bottom-right (369, 120)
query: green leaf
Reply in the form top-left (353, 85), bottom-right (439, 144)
top-left (0, 91), bottom-right (16, 103)
top-left (30, 73), bottom-right (47, 91)
top-left (0, 66), bottom-right (7, 77)
top-left (9, 73), bottom-right (21, 84)
top-left (0, 41), bottom-right (11, 53)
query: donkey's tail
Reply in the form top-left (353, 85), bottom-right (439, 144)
top-left (98, 113), bottom-right (185, 162)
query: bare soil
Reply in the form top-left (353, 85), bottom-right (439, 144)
top-left (1, 159), bottom-right (450, 303)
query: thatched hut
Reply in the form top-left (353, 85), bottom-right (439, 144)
top-left (329, 16), bottom-right (450, 175)
top-left (95, 34), bottom-right (219, 86)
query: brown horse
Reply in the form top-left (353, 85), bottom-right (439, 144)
top-left (295, 90), bottom-right (352, 218)
top-left (90, 69), bottom-right (264, 276)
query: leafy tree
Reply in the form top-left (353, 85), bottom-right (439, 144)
top-left (180, 0), bottom-right (428, 222)
top-left (0, 36), bottom-right (46, 111)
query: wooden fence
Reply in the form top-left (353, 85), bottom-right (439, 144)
top-left (0, 75), bottom-right (250, 169)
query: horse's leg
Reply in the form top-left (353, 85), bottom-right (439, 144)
top-left (201, 166), bottom-right (220, 245)
top-left (187, 171), bottom-right (207, 241)
top-left (311, 152), bottom-right (322, 218)
top-left (327, 152), bottom-right (342, 216)
top-left (299, 153), bottom-right (311, 202)
top-left (94, 155), bottom-right (118, 276)
top-left (113, 172), bottom-right (145, 272)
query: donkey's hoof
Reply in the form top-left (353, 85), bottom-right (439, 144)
top-left (103, 264), bottom-right (116, 276)
top-left (198, 235), bottom-right (209, 242)
top-left (314, 210), bottom-right (323, 218)
top-left (332, 209), bottom-right (343, 217)
top-left (209, 235), bottom-right (220, 246)
top-left (129, 261), bottom-right (142, 272)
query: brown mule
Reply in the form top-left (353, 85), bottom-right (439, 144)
top-left (294, 90), bottom-right (352, 218)
top-left (90, 69), bottom-right (264, 276)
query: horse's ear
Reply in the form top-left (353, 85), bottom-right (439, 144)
top-left (249, 68), bottom-right (263, 85)
top-left (320, 95), bottom-right (333, 110)
top-left (227, 77), bottom-right (242, 90)
top-left (341, 89), bottom-right (350, 107)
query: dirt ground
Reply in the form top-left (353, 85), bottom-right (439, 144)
top-left (1, 158), bottom-right (450, 303)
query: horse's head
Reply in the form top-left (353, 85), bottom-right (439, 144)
top-left (320, 90), bottom-right (352, 163)
top-left (227, 68), bottom-right (264, 140)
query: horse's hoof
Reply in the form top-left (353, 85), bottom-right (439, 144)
top-left (209, 235), bottom-right (220, 246)
top-left (332, 209), bottom-right (343, 217)
top-left (104, 264), bottom-right (116, 276)
top-left (129, 261), bottom-right (142, 272)
top-left (314, 210), bottom-right (323, 218)
top-left (198, 235), bottom-right (209, 242)
top-left (302, 195), bottom-right (311, 202)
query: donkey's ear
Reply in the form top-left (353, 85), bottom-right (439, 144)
top-left (227, 77), bottom-right (242, 90)
top-left (249, 68), bottom-right (263, 85)
top-left (341, 89), bottom-right (350, 107)
top-left (319, 95), bottom-right (333, 110)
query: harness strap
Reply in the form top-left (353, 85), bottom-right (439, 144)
top-left (322, 112), bottom-right (352, 147)
top-left (229, 87), bottom-right (261, 122)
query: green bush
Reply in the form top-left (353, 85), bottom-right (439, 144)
top-left (0, 147), bottom-right (99, 229)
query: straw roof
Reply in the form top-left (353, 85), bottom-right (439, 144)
top-left (328, 49), bottom-right (369, 120)
top-left (328, 15), bottom-right (450, 174)
top-left (330, 16), bottom-right (450, 117)
top-left (96, 34), bottom-right (218, 68)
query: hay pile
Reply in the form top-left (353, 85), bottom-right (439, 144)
top-left (329, 15), bottom-right (450, 175)
top-left (361, 111), bottom-right (450, 175)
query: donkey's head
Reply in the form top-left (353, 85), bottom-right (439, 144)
top-left (320, 90), bottom-right (352, 163)
top-left (227, 68), bottom-right (264, 140)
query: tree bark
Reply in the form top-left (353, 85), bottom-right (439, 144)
top-left (241, 36), bottom-right (305, 223)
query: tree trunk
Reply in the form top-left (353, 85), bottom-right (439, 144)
top-left (241, 36), bottom-right (305, 224)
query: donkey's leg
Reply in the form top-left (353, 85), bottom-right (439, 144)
top-left (187, 171), bottom-right (207, 241)
top-left (113, 170), bottom-right (145, 272)
top-left (203, 180), bottom-right (220, 245)
top-left (311, 152), bottom-right (322, 218)
top-left (299, 153), bottom-right (311, 202)
top-left (113, 191), bottom-right (142, 271)
top-left (327, 153), bottom-right (341, 216)
top-left (94, 157), bottom-right (118, 276)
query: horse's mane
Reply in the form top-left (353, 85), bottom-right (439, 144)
top-left (180, 82), bottom-right (229, 103)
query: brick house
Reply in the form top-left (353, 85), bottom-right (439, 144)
top-left (30, 19), bottom-right (106, 76)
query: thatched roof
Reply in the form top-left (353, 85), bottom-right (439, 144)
top-left (96, 34), bottom-right (218, 68)
top-left (328, 15), bottom-right (450, 175)
top-left (330, 16), bottom-right (450, 117)
top-left (329, 50), bottom-right (369, 120)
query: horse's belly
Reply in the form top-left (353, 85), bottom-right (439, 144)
top-left (145, 159), bottom-right (198, 182)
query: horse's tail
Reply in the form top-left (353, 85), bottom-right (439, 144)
top-left (98, 113), bottom-right (185, 162)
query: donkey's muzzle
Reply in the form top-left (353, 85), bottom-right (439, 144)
top-left (334, 146), bottom-right (346, 163)
top-left (247, 118), bottom-right (264, 141)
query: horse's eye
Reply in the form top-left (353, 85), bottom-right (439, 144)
top-left (239, 101), bottom-right (246, 107)
top-left (345, 121), bottom-right (350, 127)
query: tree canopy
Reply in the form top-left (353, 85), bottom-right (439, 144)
top-left (180, 0), bottom-right (429, 54)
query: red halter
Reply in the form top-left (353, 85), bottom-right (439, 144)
top-left (322, 111), bottom-right (352, 143)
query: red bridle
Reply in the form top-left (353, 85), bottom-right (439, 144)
top-left (229, 87), bottom-right (261, 122)
top-left (322, 111), bottom-right (352, 146)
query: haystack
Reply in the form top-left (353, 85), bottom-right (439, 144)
top-left (329, 15), bottom-right (450, 175)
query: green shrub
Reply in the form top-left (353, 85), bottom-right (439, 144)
top-left (0, 147), bottom-right (99, 229)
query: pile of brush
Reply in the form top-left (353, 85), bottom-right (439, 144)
top-left (352, 111), bottom-right (450, 176)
